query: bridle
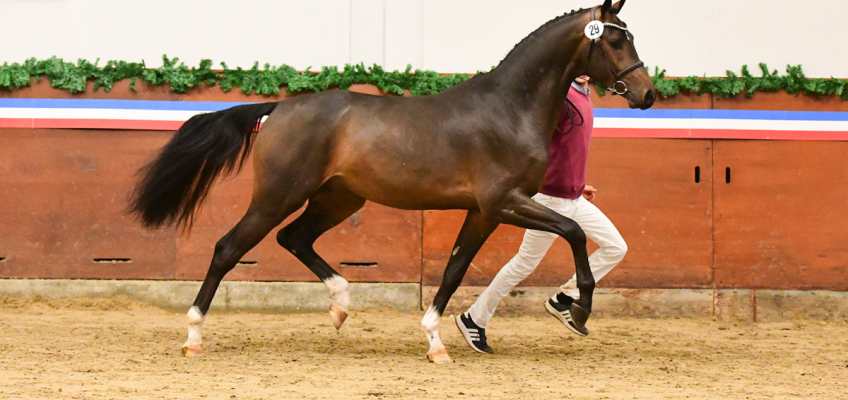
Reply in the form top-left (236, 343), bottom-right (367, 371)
top-left (586, 6), bottom-right (644, 96)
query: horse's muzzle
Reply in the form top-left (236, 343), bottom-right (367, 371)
top-left (640, 89), bottom-right (656, 110)
top-left (628, 87), bottom-right (656, 110)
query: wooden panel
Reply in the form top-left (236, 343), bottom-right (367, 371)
top-left (713, 140), bottom-right (848, 290)
top-left (714, 91), bottom-right (848, 112)
top-left (424, 138), bottom-right (715, 288)
top-left (586, 138), bottom-right (714, 288)
top-left (592, 91), bottom-right (712, 110)
top-left (0, 129), bottom-right (177, 279)
top-left (0, 128), bottom-right (422, 282)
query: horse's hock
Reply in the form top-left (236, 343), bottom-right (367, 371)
top-left (1, 82), bottom-right (847, 320)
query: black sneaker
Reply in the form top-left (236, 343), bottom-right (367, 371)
top-left (544, 294), bottom-right (589, 337)
top-left (455, 312), bottom-right (493, 354)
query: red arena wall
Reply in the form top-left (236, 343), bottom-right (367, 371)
top-left (1, 80), bottom-right (846, 290)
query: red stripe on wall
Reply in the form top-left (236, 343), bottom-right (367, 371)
top-left (32, 119), bottom-right (183, 131)
top-left (0, 119), bottom-right (264, 131)
top-left (689, 129), bottom-right (848, 141)
top-left (594, 128), bottom-right (848, 141)
top-left (1, 119), bottom-right (183, 131)
top-left (0, 119), bottom-right (35, 128)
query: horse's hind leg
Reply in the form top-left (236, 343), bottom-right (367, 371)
top-left (182, 197), bottom-right (307, 357)
top-left (423, 210), bottom-right (499, 364)
top-left (276, 181), bottom-right (366, 330)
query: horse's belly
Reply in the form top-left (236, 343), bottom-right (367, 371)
top-left (336, 172), bottom-right (479, 211)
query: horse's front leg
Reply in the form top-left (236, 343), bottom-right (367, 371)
top-left (488, 190), bottom-right (594, 328)
top-left (423, 210), bottom-right (498, 364)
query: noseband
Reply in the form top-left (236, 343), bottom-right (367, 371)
top-left (586, 6), bottom-right (644, 95)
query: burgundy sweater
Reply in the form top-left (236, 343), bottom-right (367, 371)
top-left (539, 83), bottom-right (593, 200)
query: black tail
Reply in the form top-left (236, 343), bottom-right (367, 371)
top-left (129, 102), bottom-right (279, 229)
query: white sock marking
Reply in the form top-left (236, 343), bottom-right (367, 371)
top-left (325, 275), bottom-right (350, 312)
top-left (421, 305), bottom-right (445, 353)
top-left (184, 306), bottom-right (204, 347)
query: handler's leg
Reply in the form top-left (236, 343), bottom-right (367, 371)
top-left (468, 193), bottom-right (576, 328)
top-left (457, 195), bottom-right (578, 352)
top-left (556, 197), bottom-right (627, 300)
top-left (466, 195), bottom-right (577, 329)
top-left (456, 228), bottom-right (556, 353)
top-left (479, 191), bottom-right (594, 330)
top-left (467, 229), bottom-right (557, 329)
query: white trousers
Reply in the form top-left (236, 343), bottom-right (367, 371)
top-left (468, 193), bottom-right (627, 328)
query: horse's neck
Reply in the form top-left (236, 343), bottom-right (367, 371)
top-left (474, 15), bottom-right (588, 138)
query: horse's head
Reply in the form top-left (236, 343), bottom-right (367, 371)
top-left (584, 0), bottom-right (655, 109)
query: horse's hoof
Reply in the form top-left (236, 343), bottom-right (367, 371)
top-left (330, 303), bottom-right (348, 330)
top-left (426, 348), bottom-right (453, 364)
top-left (569, 303), bottom-right (591, 330)
top-left (182, 344), bottom-right (204, 358)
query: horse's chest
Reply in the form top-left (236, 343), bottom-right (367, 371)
top-left (504, 139), bottom-right (550, 174)
top-left (502, 138), bottom-right (551, 187)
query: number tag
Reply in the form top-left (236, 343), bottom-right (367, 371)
top-left (584, 21), bottom-right (604, 40)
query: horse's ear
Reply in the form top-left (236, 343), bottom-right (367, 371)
top-left (601, 0), bottom-right (613, 16)
top-left (615, 0), bottom-right (626, 13)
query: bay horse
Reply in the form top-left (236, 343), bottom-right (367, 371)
top-left (130, 0), bottom-right (655, 364)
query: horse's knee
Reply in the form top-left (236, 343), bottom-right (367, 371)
top-left (562, 225), bottom-right (587, 247)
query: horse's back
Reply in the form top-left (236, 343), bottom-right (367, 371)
top-left (252, 89), bottom-right (543, 210)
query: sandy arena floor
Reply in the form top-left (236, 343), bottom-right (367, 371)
top-left (0, 295), bottom-right (846, 400)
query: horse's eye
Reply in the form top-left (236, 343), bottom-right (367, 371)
top-left (610, 38), bottom-right (625, 50)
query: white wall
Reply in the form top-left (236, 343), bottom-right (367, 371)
top-left (1, 0), bottom-right (845, 77)
top-left (0, 0), bottom-right (352, 70)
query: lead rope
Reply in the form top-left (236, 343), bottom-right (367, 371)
top-left (556, 97), bottom-right (585, 134)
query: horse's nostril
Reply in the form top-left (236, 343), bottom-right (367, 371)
top-left (644, 89), bottom-right (656, 107)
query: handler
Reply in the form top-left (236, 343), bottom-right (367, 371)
top-left (456, 75), bottom-right (627, 354)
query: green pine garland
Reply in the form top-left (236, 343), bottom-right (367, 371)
top-left (1, 55), bottom-right (846, 100)
top-left (0, 56), bottom-right (472, 97)
top-left (642, 64), bottom-right (848, 100)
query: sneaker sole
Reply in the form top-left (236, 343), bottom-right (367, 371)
top-left (545, 301), bottom-right (588, 337)
top-left (454, 315), bottom-right (489, 354)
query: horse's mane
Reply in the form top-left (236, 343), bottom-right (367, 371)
top-left (496, 8), bottom-right (590, 68)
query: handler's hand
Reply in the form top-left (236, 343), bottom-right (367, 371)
top-left (582, 185), bottom-right (597, 202)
